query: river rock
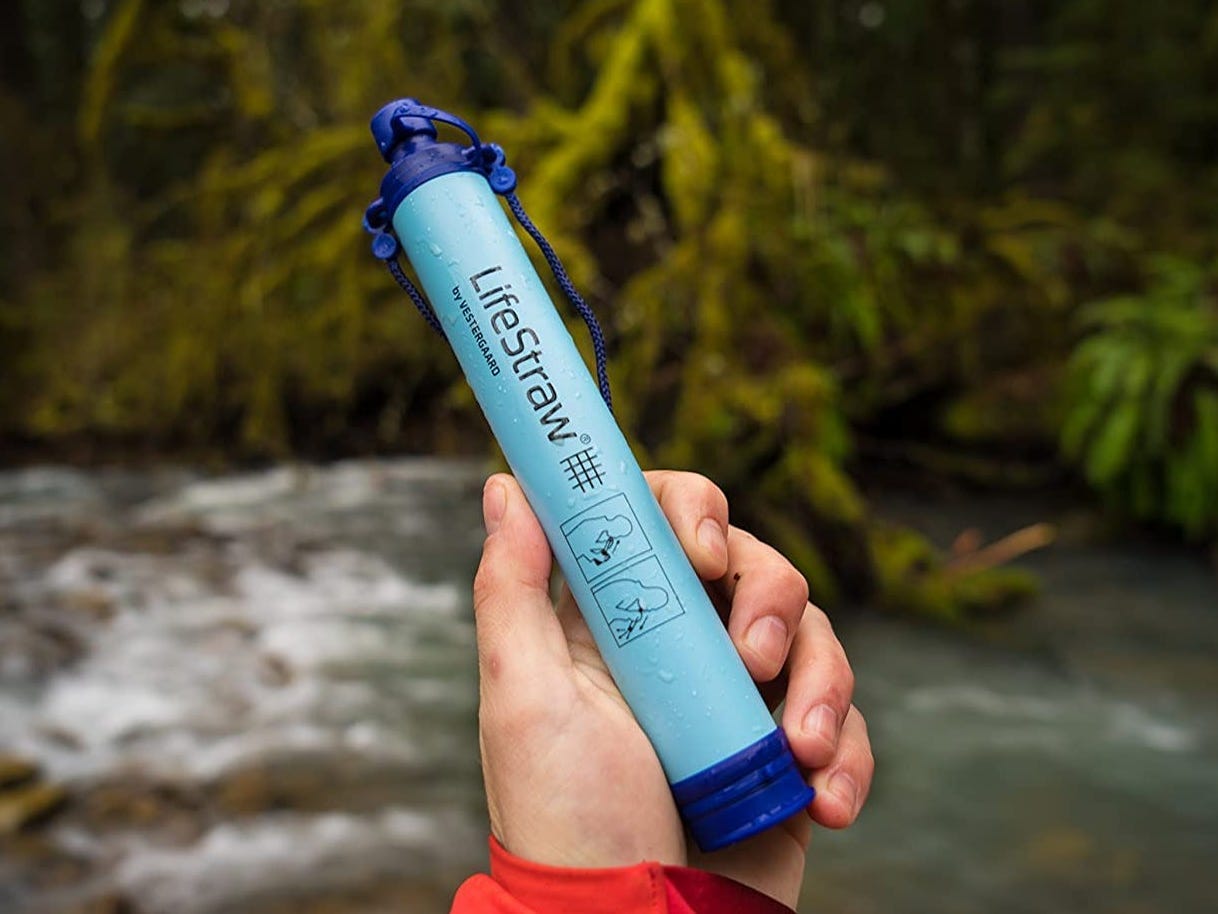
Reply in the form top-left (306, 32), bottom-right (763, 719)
top-left (59, 586), bottom-right (117, 620)
top-left (78, 781), bottom-right (205, 842)
top-left (0, 754), bottom-right (38, 790)
top-left (54, 891), bottom-right (137, 914)
top-left (0, 781), bottom-right (67, 834)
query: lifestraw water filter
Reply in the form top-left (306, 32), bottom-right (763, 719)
top-left (363, 99), bottom-right (814, 851)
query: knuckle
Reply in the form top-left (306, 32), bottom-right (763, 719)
top-left (732, 525), bottom-right (759, 544)
top-left (820, 660), bottom-right (855, 713)
top-left (837, 658), bottom-right (856, 703)
top-left (822, 682), bottom-right (853, 718)
top-left (862, 745), bottom-right (876, 777)
top-left (644, 468), bottom-right (673, 490)
top-left (698, 476), bottom-right (729, 518)
top-left (674, 472), bottom-right (725, 516)
top-left (855, 744), bottom-right (876, 786)
top-left (775, 562), bottom-right (810, 609)
top-left (852, 706), bottom-right (869, 738)
top-left (472, 559), bottom-right (499, 611)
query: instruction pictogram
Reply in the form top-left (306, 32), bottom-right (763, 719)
top-left (560, 493), bottom-right (651, 583)
top-left (592, 557), bottom-right (684, 647)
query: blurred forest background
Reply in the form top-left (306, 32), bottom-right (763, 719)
top-left (2, 0), bottom-right (1218, 616)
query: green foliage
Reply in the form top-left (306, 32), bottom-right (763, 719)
top-left (1062, 259), bottom-right (1218, 537)
top-left (6, 0), bottom-right (1218, 617)
top-left (3, 0), bottom-right (504, 456)
top-left (485, 0), bottom-right (875, 601)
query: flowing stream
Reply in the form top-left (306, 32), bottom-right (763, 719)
top-left (0, 460), bottom-right (1214, 913)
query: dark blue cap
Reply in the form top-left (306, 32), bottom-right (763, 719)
top-left (671, 728), bottom-right (815, 852)
top-left (370, 99), bottom-right (482, 219)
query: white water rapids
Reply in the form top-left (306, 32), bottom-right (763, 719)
top-left (0, 461), bottom-right (1214, 913)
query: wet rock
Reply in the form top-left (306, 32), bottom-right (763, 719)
top-left (60, 587), bottom-right (117, 620)
top-left (56, 892), bottom-right (139, 914)
top-left (0, 754), bottom-right (38, 790)
top-left (78, 781), bottom-right (206, 842)
top-left (0, 782), bottom-right (67, 834)
top-left (0, 619), bottom-right (86, 679)
top-left (211, 756), bottom-right (413, 818)
top-left (258, 652), bottom-right (294, 687)
top-left (212, 764), bottom-right (306, 815)
top-left (1, 829), bottom-right (95, 899)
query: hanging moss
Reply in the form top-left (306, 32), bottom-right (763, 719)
top-left (494, 0), bottom-right (1037, 612)
top-left (15, 0), bottom-right (1165, 616)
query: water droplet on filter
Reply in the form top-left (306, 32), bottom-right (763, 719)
top-left (657, 669), bottom-right (675, 683)
top-left (428, 242), bottom-right (443, 257)
top-left (618, 461), bottom-right (626, 474)
top-left (566, 496), bottom-right (576, 508)
top-left (691, 689), bottom-right (698, 698)
top-left (648, 654), bottom-right (659, 665)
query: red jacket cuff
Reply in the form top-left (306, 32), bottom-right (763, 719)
top-left (449, 836), bottom-right (794, 914)
top-left (486, 836), bottom-right (665, 914)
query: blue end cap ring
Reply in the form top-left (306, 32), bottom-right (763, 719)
top-left (376, 141), bottom-right (479, 222)
top-left (671, 728), bottom-right (815, 853)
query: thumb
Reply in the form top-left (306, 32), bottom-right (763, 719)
top-left (473, 474), bottom-right (570, 699)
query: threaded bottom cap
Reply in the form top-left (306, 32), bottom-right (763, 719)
top-left (671, 728), bottom-right (815, 852)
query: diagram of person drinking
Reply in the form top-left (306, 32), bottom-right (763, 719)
top-left (567, 513), bottom-right (635, 575)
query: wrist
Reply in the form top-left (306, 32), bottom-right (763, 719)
top-left (493, 822), bottom-right (686, 872)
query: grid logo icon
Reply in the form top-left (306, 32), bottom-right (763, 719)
top-left (561, 447), bottom-right (605, 493)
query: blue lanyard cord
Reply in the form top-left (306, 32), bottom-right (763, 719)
top-left (385, 257), bottom-right (446, 337)
top-left (502, 192), bottom-right (613, 414)
top-left (368, 182), bottom-right (614, 414)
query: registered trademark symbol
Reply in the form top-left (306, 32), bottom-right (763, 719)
top-left (580, 434), bottom-right (591, 445)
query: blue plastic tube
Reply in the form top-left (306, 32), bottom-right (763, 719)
top-left (370, 101), bottom-right (814, 851)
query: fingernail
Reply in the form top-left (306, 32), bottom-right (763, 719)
top-left (828, 770), bottom-right (858, 814)
top-left (483, 480), bottom-right (506, 534)
top-left (744, 616), bottom-right (787, 666)
top-left (697, 517), bottom-right (727, 562)
top-left (802, 704), bottom-right (839, 748)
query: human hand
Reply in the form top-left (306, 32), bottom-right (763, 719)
top-left (473, 471), bottom-right (873, 908)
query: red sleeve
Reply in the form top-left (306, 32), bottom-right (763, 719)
top-left (450, 837), bottom-right (794, 914)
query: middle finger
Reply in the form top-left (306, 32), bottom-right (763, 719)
top-left (715, 525), bottom-right (810, 683)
